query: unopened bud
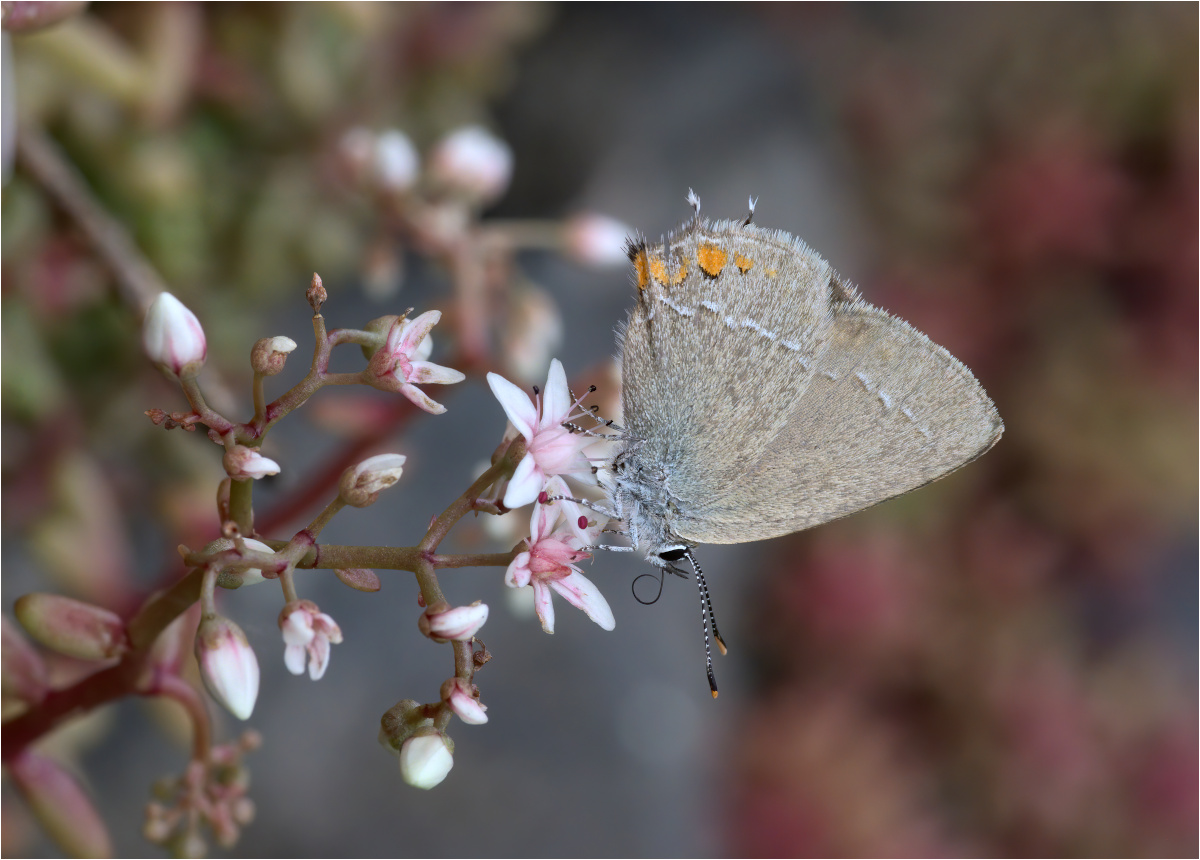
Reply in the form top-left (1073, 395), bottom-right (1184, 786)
top-left (419, 601), bottom-right (488, 643)
top-left (306, 273), bottom-right (327, 313)
top-left (564, 213), bottom-right (634, 267)
top-left (142, 802), bottom-right (173, 843)
top-left (250, 336), bottom-right (297, 376)
top-left (378, 699), bottom-right (424, 754)
top-left (142, 292), bottom-right (207, 379)
top-left (14, 593), bottom-right (128, 661)
top-left (428, 125), bottom-right (513, 204)
top-left (374, 129), bottom-right (420, 192)
top-left (399, 730), bottom-right (455, 789)
top-left (208, 538), bottom-right (276, 589)
top-left (441, 677), bottom-right (488, 725)
top-left (223, 446), bottom-right (281, 481)
top-left (195, 614), bottom-right (259, 720)
top-left (339, 453), bottom-right (407, 507)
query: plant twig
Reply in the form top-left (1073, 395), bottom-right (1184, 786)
top-left (16, 126), bottom-right (164, 314)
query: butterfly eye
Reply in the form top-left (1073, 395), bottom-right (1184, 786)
top-left (658, 547), bottom-right (687, 562)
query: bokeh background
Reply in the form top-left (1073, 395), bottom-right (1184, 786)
top-left (2, 3), bottom-right (1196, 857)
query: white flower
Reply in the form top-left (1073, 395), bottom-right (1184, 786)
top-left (366, 311), bottom-right (465, 414)
top-left (279, 600), bottom-right (343, 681)
top-left (194, 614), bottom-right (259, 720)
top-left (487, 359), bottom-right (596, 509)
top-left (419, 602), bottom-right (488, 642)
top-left (564, 213), bottom-right (633, 267)
top-left (428, 125), bottom-right (513, 204)
top-left (223, 446), bottom-right (281, 481)
top-left (399, 732), bottom-right (454, 789)
top-left (505, 479), bottom-right (613, 634)
top-left (142, 292), bottom-right (206, 378)
top-left (441, 677), bottom-right (488, 725)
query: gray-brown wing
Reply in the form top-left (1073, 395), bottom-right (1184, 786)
top-left (673, 301), bottom-right (1003, 544)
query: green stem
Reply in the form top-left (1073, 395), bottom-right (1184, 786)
top-left (251, 372), bottom-right (267, 425)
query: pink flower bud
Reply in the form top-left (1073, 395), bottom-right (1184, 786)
top-left (441, 677), bottom-right (488, 725)
top-left (142, 292), bottom-right (206, 379)
top-left (564, 213), bottom-right (634, 267)
top-left (339, 453), bottom-right (406, 507)
top-left (374, 129), bottom-right (420, 192)
top-left (13, 593), bottom-right (129, 661)
top-left (195, 614), bottom-right (259, 720)
top-left (250, 336), bottom-right (297, 377)
top-left (419, 601), bottom-right (488, 642)
top-left (428, 125), bottom-right (513, 204)
top-left (8, 751), bottom-right (113, 858)
top-left (223, 446), bottom-right (281, 481)
top-left (399, 730), bottom-right (454, 789)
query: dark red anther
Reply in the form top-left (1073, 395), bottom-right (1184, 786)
top-left (538, 491), bottom-right (549, 504)
top-left (578, 515), bottom-right (588, 530)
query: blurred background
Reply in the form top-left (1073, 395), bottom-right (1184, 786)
top-left (2, 3), bottom-right (1195, 857)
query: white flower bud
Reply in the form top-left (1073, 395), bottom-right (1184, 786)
top-left (250, 336), bottom-right (297, 377)
top-left (428, 125), bottom-right (513, 204)
top-left (142, 292), bottom-right (207, 379)
top-left (194, 614), bottom-right (259, 720)
top-left (399, 731), bottom-right (454, 789)
top-left (375, 129), bottom-right (420, 192)
top-left (564, 213), bottom-right (633, 267)
top-left (208, 537), bottom-right (276, 588)
top-left (419, 602), bottom-right (488, 642)
top-left (223, 446), bottom-right (281, 481)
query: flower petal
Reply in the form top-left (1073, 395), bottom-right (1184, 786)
top-left (540, 359), bottom-right (571, 428)
top-left (399, 383), bottom-right (447, 415)
top-left (408, 361), bottom-right (465, 386)
top-left (315, 613), bottom-right (344, 644)
top-left (398, 311), bottom-right (441, 355)
top-left (307, 637), bottom-right (331, 680)
top-left (283, 643), bottom-right (307, 675)
top-left (550, 571), bottom-right (615, 631)
top-left (486, 372), bottom-right (538, 439)
top-left (505, 553), bottom-right (532, 588)
top-left (532, 581), bottom-right (556, 634)
top-left (502, 454), bottom-right (544, 509)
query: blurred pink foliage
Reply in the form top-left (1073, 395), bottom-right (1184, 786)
top-left (732, 6), bottom-right (1197, 857)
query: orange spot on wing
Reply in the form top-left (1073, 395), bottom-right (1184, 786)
top-left (633, 251), bottom-right (650, 290)
top-left (697, 244), bottom-right (728, 277)
top-left (734, 253), bottom-right (753, 273)
top-left (648, 255), bottom-right (688, 287)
